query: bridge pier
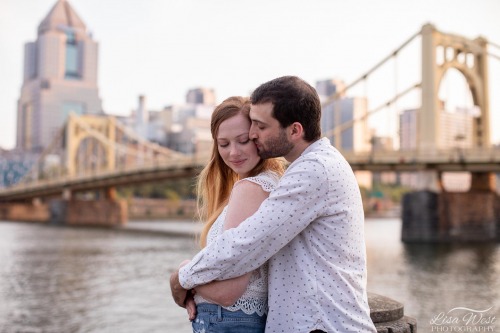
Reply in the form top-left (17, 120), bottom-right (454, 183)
top-left (402, 171), bottom-right (499, 242)
top-left (50, 199), bottom-right (127, 226)
top-left (0, 201), bottom-right (49, 222)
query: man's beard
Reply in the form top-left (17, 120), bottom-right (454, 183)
top-left (257, 128), bottom-right (293, 159)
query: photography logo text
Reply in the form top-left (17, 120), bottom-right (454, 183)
top-left (430, 307), bottom-right (496, 332)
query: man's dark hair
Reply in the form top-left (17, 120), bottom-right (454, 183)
top-left (250, 76), bottom-right (322, 142)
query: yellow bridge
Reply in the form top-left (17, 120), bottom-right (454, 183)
top-left (0, 23), bottom-right (499, 232)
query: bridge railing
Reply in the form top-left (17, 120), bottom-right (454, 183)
top-left (342, 146), bottom-right (500, 171)
top-left (0, 152), bottom-right (211, 197)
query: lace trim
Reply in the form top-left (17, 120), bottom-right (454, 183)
top-left (235, 170), bottom-right (280, 193)
top-left (226, 295), bottom-right (268, 316)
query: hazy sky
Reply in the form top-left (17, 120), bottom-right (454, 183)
top-left (1, 0), bottom-right (499, 149)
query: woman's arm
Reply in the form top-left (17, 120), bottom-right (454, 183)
top-left (193, 180), bottom-right (269, 307)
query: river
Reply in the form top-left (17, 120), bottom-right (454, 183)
top-left (0, 218), bottom-right (498, 332)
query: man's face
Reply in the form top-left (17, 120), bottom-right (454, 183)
top-left (249, 102), bottom-right (293, 160)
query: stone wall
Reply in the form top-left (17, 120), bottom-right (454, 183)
top-left (0, 203), bottom-right (49, 222)
top-left (128, 198), bottom-right (196, 220)
top-left (50, 199), bottom-right (127, 226)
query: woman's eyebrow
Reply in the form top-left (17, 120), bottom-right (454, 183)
top-left (217, 132), bottom-right (249, 140)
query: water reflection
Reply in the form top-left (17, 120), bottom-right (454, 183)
top-left (365, 219), bottom-right (500, 332)
top-left (0, 222), bottom-right (198, 333)
top-left (1, 220), bottom-right (499, 333)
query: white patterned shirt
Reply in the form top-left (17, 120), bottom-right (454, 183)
top-left (180, 138), bottom-right (376, 332)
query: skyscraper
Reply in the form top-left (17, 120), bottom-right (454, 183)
top-left (316, 79), bottom-right (369, 153)
top-left (186, 88), bottom-right (216, 106)
top-left (316, 79), bottom-right (372, 189)
top-left (16, 0), bottom-right (102, 152)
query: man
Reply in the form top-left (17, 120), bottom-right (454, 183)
top-left (171, 76), bottom-right (376, 332)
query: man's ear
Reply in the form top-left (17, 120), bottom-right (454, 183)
top-left (290, 122), bottom-right (304, 139)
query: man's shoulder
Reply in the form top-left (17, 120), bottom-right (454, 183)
top-left (297, 141), bottom-right (345, 168)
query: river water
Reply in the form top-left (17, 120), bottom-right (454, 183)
top-left (0, 218), bottom-right (498, 333)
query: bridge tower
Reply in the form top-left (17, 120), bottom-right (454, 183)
top-left (65, 114), bottom-right (116, 177)
top-left (420, 23), bottom-right (490, 152)
top-left (404, 24), bottom-right (498, 243)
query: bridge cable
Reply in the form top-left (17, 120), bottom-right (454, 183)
top-left (488, 40), bottom-right (500, 50)
top-left (392, 51), bottom-right (399, 147)
top-left (323, 83), bottom-right (421, 140)
top-left (321, 29), bottom-right (421, 107)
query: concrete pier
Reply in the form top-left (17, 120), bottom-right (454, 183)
top-left (49, 199), bottom-right (127, 226)
top-left (402, 190), bottom-right (500, 242)
top-left (369, 293), bottom-right (417, 333)
top-left (0, 202), bottom-right (49, 222)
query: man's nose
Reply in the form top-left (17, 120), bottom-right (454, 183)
top-left (249, 124), bottom-right (257, 139)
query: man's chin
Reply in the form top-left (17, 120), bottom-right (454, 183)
top-left (258, 150), bottom-right (275, 160)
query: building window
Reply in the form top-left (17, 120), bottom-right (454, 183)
top-left (65, 31), bottom-right (80, 79)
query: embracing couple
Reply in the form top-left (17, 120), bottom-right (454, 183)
top-left (170, 76), bottom-right (377, 333)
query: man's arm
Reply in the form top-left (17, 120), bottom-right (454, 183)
top-left (170, 180), bottom-right (270, 307)
top-left (179, 158), bottom-right (328, 289)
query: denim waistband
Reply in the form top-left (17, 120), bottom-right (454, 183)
top-left (196, 303), bottom-right (220, 312)
top-left (196, 303), bottom-right (266, 318)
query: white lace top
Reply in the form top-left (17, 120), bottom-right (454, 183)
top-left (194, 171), bottom-right (280, 315)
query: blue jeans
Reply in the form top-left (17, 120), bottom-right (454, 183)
top-left (192, 303), bottom-right (266, 333)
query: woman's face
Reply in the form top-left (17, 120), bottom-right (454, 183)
top-left (216, 113), bottom-right (261, 178)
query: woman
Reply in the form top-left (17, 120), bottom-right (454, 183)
top-left (179, 96), bottom-right (284, 333)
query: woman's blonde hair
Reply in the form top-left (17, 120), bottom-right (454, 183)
top-left (197, 96), bottom-right (284, 248)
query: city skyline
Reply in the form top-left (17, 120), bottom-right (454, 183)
top-left (1, 0), bottom-right (499, 149)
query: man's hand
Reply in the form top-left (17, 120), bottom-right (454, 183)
top-left (170, 269), bottom-right (188, 307)
top-left (185, 291), bottom-right (197, 321)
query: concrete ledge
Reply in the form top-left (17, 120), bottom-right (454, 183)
top-left (368, 293), bottom-right (417, 333)
top-left (374, 316), bottom-right (417, 333)
top-left (369, 293), bottom-right (404, 323)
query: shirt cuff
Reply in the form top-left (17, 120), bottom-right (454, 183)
top-left (178, 264), bottom-right (193, 289)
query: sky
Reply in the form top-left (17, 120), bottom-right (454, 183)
top-left (0, 0), bottom-right (499, 149)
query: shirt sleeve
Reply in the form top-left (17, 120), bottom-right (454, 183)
top-left (179, 157), bottom-right (328, 289)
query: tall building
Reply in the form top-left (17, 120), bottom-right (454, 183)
top-left (399, 109), bottom-right (418, 151)
top-left (316, 79), bottom-right (371, 189)
top-left (316, 78), bottom-right (346, 99)
top-left (186, 87), bottom-right (216, 106)
top-left (16, 0), bottom-right (102, 152)
top-left (316, 79), bottom-right (369, 153)
top-left (399, 105), bottom-right (475, 191)
top-left (164, 103), bottom-right (213, 155)
top-left (399, 106), bottom-right (474, 151)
